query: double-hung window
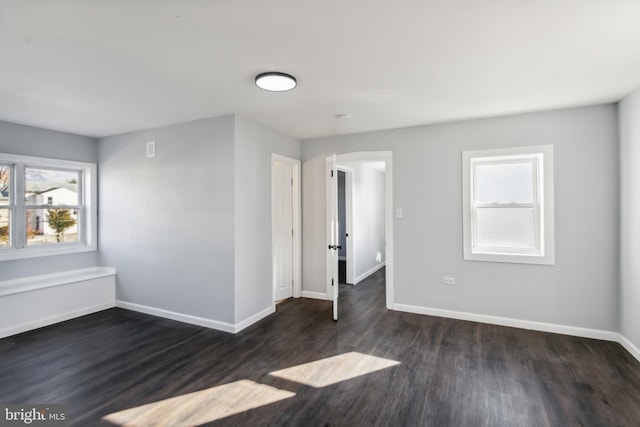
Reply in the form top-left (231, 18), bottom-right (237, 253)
top-left (0, 153), bottom-right (97, 261)
top-left (462, 145), bottom-right (554, 265)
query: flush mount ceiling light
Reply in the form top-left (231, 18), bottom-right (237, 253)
top-left (255, 72), bottom-right (297, 92)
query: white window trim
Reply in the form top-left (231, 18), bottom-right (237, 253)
top-left (0, 153), bottom-right (97, 261)
top-left (462, 145), bottom-right (555, 265)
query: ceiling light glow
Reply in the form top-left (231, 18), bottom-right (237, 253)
top-left (255, 72), bottom-right (297, 92)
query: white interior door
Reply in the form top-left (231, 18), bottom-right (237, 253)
top-left (273, 159), bottom-right (294, 301)
top-left (327, 154), bottom-right (339, 320)
top-left (338, 167), bottom-right (355, 285)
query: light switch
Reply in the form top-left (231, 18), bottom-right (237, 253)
top-left (395, 208), bottom-right (403, 218)
top-left (146, 140), bottom-right (156, 158)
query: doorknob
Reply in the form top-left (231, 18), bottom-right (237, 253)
top-left (327, 245), bottom-right (342, 250)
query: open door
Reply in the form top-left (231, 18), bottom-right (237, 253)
top-left (327, 154), bottom-right (340, 320)
top-left (326, 151), bottom-right (394, 315)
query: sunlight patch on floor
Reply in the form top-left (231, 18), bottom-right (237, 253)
top-left (102, 380), bottom-right (295, 427)
top-left (269, 351), bottom-right (400, 388)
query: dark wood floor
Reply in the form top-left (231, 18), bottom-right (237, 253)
top-left (1, 268), bottom-right (640, 426)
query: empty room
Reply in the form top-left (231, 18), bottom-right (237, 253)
top-left (1, 1), bottom-right (640, 426)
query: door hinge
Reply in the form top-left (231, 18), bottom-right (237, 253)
top-left (331, 170), bottom-right (334, 177)
top-left (331, 278), bottom-right (334, 287)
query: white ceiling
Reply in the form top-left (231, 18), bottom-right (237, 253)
top-left (1, 1), bottom-right (640, 140)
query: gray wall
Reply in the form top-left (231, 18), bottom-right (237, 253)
top-left (619, 89), bottom-right (640, 350)
top-left (0, 120), bottom-right (99, 280)
top-left (233, 115), bottom-right (300, 324)
top-left (99, 115), bottom-right (236, 323)
top-left (302, 105), bottom-right (619, 331)
top-left (354, 163), bottom-right (385, 280)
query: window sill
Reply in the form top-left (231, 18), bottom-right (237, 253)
top-left (0, 243), bottom-right (97, 262)
top-left (464, 251), bottom-right (555, 265)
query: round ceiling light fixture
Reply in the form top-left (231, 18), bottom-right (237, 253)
top-left (255, 72), bottom-right (297, 92)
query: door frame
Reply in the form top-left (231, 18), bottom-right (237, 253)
top-left (337, 166), bottom-right (355, 285)
top-left (271, 154), bottom-right (302, 305)
top-left (326, 151), bottom-right (394, 310)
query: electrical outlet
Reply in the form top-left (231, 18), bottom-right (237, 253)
top-left (443, 276), bottom-right (456, 285)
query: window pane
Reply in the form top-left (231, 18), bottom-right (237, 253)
top-left (0, 208), bottom-right (9, 248)
top-left (475, 161), bottom-right (533, 204)
top-left (27, 208), bottom-right (79, 245)
top-left (0, 166), bottom-right (10, 248)
top-left (1, 164), bottom-right (9, 202)
top-left (476, 207), bottom-right (534, 249)
top-left (25, 168), bottom-right (79, 205)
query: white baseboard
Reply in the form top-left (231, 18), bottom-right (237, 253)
top-left (354, 262), bottom-right (386, 285)
top-left (0, 302), bottom-right (114, 339)
top-left (116, 300), bottom-right (235, 334)
top-left (392, 303), bottom-right (620, 342)
top-left (235, 306), bottom-right (275, 333)
top-left (116, 300), bottom-right (277, 334)
top-left (301, 291), bottom-right (329, 300)
top-left (618, 334), bottom-right (640, 362)
top-left (393, 302), bottom-right (640, 363)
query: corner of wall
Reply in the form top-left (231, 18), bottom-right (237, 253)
top-left (232, 114), bottom-right (300, 328)
top-left (618, 87), bottom-right (640, 355)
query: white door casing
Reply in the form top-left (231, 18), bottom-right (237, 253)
top-left (326, 151), bottom-right (394, 310)
top-left (327, 154), bottom-right (339, 320)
